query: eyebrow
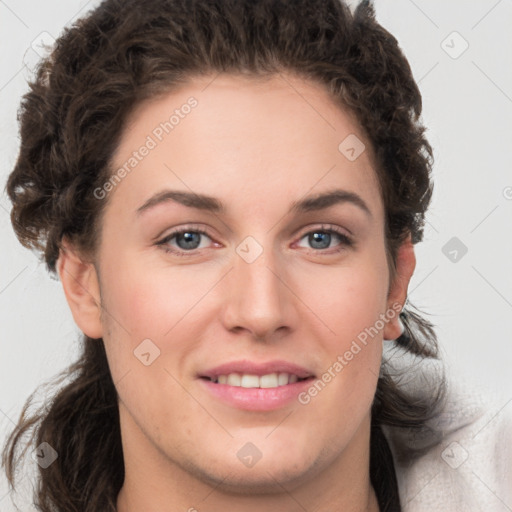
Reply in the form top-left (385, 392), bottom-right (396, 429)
top-left (136, 188), bottom-right (372, 218)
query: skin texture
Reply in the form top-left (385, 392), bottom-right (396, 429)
top-left (57, 72), bottom-right (415, 511)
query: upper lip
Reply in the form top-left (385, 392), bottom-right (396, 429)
top-left (199, 359), bottom-right (315, 379)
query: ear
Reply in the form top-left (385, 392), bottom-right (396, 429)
top-left (383, 234), bottom-right (416, 341)
top-left (57, 238), bottom-right (103, 339)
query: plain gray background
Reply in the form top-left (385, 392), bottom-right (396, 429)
top-left (1, 0), bottom-right (511, 509)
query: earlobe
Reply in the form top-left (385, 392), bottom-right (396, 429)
top-left (57, 238), bottom-right (103, 339)
top-left (383, 235), bottom-right (416, 341)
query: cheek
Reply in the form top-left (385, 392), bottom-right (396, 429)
top-left (101, 253), bottom-right (212, 342)
top-left (297, 247), bottom-right (388, 407)
top-left (305, 251), bottom-right (389, 349)
top-left (98, 254), bottom-right (223, 395)
top-left (98, 258), bottom-right (201, 421)
top-left (298, 271), bottom-right (384, 441)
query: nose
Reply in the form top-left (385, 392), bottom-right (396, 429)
top-left (220, 240), bottom-right (297, 341)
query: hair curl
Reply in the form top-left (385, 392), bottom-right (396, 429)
top-left (3, 0), bottom-right (445, 510)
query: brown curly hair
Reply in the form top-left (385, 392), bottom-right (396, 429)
top-left (2, 0), bottom-right (445, 510)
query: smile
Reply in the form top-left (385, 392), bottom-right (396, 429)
top-left (202, 372), bottom-right (310, 388)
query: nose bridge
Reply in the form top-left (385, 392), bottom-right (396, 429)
top-left (222, 235), bottom-right (292, 339)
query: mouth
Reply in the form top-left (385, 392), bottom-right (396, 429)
top-left (197, 360), bottom-right (316, 411)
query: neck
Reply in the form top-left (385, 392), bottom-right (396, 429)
top-left (116, 403), bottom-right (380, 512)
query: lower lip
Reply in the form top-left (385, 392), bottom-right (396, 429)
top-left (199, 377), bottom-right (315, 411)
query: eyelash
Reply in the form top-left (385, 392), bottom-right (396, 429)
top-left (155, 224), bottom-right (354, 257)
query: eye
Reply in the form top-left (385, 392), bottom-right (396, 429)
top-left (156, 226), bottom-right (216, 256)
top-left (155, 223), bottom-right (353, 257)
top-left (296, 225), bottom-right (353, 253)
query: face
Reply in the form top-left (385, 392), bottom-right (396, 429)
top-left (60, 72), bottom-right (411, 496)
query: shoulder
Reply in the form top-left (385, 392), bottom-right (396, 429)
top-left (383, 369), bottom-right (512, 512)
top-left (379, 341), bottom-right (512, 511)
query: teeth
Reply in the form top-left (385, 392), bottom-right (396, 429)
top-left (278, 373), bottom-right (289, 386)
top-left (211, 372), bottom-right (305, 388)
top-left (260, 373), bottom-right (278, 388)
top-left (240, 374), bottom-right (260, 388)
top-left (227, 374), bottom-right (241, 386)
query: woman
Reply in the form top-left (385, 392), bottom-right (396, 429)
top-left (2, 0), bottom-right (509, 510)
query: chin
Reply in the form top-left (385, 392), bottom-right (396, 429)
top-left (186, 452), bottom-right (321, 495)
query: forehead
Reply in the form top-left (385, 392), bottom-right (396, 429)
top-left (107, 72), bottom-right (383, 221)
